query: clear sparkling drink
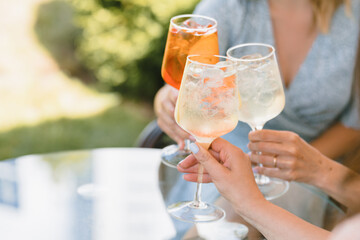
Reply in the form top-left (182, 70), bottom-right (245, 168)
top-left (175, 58), bottom-right (239, 143)
top-left (236, 57), bottom-right (285, 128)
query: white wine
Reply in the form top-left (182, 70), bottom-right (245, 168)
top-left (236, 58), bottom-right (285, 128)
top-left (238, 91), bottom-right (285, 128)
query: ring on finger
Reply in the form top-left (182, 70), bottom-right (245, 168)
top-left (273, 155), bottom-right (278, 168)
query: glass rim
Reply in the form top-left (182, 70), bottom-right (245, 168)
top-left (226, 43), bottom-right (275, 62)
top-left (170, 14), bottom-right (217, 32)
top-left (186, 54), bottom-right (234, 68)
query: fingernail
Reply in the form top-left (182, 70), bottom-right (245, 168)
top-left (190, 143), bottom-right (199, 154)
top-left (252, 167), bottom-right (258, 173)
top-left (177, 159), bottom-right (184, 167)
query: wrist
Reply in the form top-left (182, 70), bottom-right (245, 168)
top-left (234, 197), bottom-right (271, 223)
top-left (306, 151), bottom-right (330, 190)
top-left (232, 191), bottom-right (267, 217)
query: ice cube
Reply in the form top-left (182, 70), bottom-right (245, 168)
top-left (188, 62), bottom-right (204, 79)
top-left (203, 68), bottom-right (224, 88)
top-left (216, 60), bottom-right (236, 75)
top-left (236, 64), bottom-right (248, 72)
top-left (254, 58), bottom-right (273, 73)
top-left (257, 91), bottom-right (275, 107)
top-left (240, 53), bottom-right (267, 69)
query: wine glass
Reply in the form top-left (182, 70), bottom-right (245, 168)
top-left (160, 14), bottom-right (219, 168)
top-left (167, 55), bottom-right (239, 223)
top-left (226, 43), bottom-right (289, 200)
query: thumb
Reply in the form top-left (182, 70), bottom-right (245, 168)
top-left (190, 142), bottom-right (227, 179)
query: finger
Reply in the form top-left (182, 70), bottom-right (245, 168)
top-left (178, 150), bottom-right (223, 173)
top-left (210, 138), bottom-right (248, 167)
top-left (250, 154), bottom-right (287, 169)
top-left (177, 157), bottom-right (208, 174)
top-left (157, 117), bottom-right (190, 146)
top-left (161, 99), bottom-right (175, 117)
top-left (178, 164), bottom-right (206, 174)
top-left (254, 166), bottom-right (291, 181)
top-left (209, 138), bottom-right (233, 153)
top-left (178, 154), bottom-right (197, 169)
top-left (248, 141), bottom-right (292, 156)
top-left (249, 129), bottom-right (300, 143)
top-left (189, 142), bottom-right (228, 180)
top-left (157, 107), bottom-right (193, 142)
top-left (168, 87), bottom-right (179, 104)
top-left (208, 149), bottom-right (220, 161)
top-left (183, 173), bottom-right (212, 183)
top-left (157, 118), bottom-right (183, 145)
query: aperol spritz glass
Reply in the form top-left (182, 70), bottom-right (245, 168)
top-left (160, 14), bottom-right (219, 168)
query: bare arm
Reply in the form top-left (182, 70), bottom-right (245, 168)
top-left (178, 139), bottom-right (331, 240)
top-left (310, 122), bottom-right (360, 160)
top-left (238, 200), bottom-right (330, 240)
top-left (314, 157), bottom-right (360, 212)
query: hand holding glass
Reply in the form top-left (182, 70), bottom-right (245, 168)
top-left (227, 43), bottom-right (289, 200)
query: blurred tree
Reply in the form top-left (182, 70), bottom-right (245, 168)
top-left (66, 0), bottom-right (200, 101)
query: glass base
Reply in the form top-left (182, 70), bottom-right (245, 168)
top-left (168, 201), bottom-right (225, 223)
top-left (255, 174), bottom-right (290, 201)
top-left (161, 144), bottom-right (191, 168)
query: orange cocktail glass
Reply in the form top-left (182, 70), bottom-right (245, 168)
top-left (160, 14), bottom-right (219, 168)
top-left (161, 14), bottom-right (219, 89)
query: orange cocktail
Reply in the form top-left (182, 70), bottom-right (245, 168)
top-left (161, 14), bottom-right (219, 89)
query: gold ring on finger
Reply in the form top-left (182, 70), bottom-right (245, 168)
top-left (273, 155), bottom-right (278, 168)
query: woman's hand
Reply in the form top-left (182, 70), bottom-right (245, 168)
top-left (177, 138), bottom-right (265, 211)
top-left (248, 130), bottom-right (325, 184)
top-left (154, 85), bottom-right (193, 148)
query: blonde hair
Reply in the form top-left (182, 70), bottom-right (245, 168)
top-left (310, 0), bottom-right (351, 33)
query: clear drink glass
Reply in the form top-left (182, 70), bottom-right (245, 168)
top-left (160, 14), bottom-right (219, 168)
top-left (227, 43), bottom-right (289, 200)
top-left (167, 55), bottom-right (239, 223)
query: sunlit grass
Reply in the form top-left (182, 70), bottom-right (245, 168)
top-left (0, 72), bottom-right (119, 132)
top-left (0, 103), bottom-right (153, 161)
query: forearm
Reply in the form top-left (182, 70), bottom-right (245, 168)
top-left (315, 157), bottom-right (360, 211)
top-left (236, 200), bottom-right (330, 240)
top-left (310, 122), bottom-right (360, 159)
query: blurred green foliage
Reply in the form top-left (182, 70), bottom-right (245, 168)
top-left (0, 103), bottom-right (152, 160)
top-left (36, 0), bottom-right (200, 101)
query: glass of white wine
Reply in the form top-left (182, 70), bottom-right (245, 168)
top-left (227, 43), bottom-right (289, 200)
top-left (168, 54), bottom-right (239, 223)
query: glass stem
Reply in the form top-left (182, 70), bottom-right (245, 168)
top-left (193, 142), bottom-right (211, 208)
top-left (184, 139), bottom-right (191, 151)
top-left (194, 165), bottom-right (204, 206)
top-left (251, 125), bottom-right (268, 185)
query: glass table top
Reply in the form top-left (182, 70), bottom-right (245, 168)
top-left (0, 148), bottom-right (345, 240)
